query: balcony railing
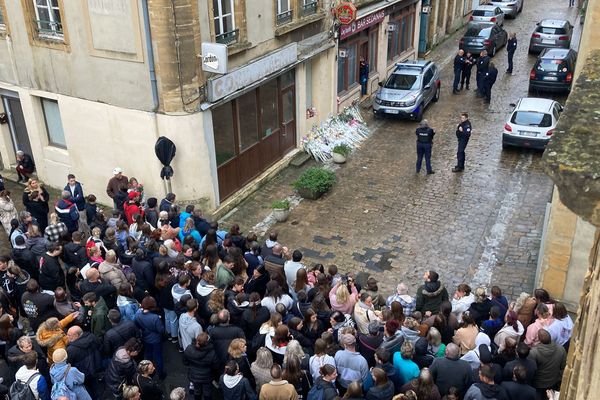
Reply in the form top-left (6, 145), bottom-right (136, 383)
top-left (35, 19), bottom-right (63, 39)
top-left (302, 1), bottom-right (318, 16)
top-left (215, 28), bottom-right (239, 45)
top-left (276, 10), bottom-right (293, 25)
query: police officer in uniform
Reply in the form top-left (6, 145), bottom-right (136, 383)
top-left (453, 50), bottom-right (465, 94)
top-left (476, 50), bottom-right (491, 98)
top-left (415, 120), bottom-right (435, 175)
top-left (461, 52), bottom-right (475, 90)
top-left (506, 33), bottom-right (517, 74)
top-left (483, 62), bottom-right (499, 104)
top-left (452, 113), bottom-right (472, 173)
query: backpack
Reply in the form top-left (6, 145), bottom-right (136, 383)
top-left (9, 372), bottom-right (40, 400)
top-left (306, 382), bottom-right (325, 400)
top-left (51, 365), bottom-right (76, 400)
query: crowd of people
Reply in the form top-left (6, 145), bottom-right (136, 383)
top-left (0, 168), bottom-right (573, 400)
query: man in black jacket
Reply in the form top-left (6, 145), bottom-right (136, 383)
top-left (39, 242), bottom-right (64, 293)
top-left (210, 309), bottom-right (245, 371)
top-left (21, 279), bottom-right (59, 331)
top-left (430, 343), bottom-right (473, 397)
top-left (79, 268), bottom-right (117, 309)
top-left (453, 50), bottom-right (465, 94)
top-left (483, 62), bottom-right (499, 104)
top-left (103, 309), bottom-right (141, 358)
top-left (67, 326), bottom-right (102, 398)
top-left (11, 236), bottom-right (39, 281)
top-left (415, 120), bottom-right (436, 175)
top-left (476, 50), bottom-right (491, 97)
top-left (464, 364), bottom-right (509, 400)
top-left (452, 113), bottom-right (473, 173)
top-left (62, 231), bottom-right (88, 269)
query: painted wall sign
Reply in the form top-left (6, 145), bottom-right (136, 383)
top-left (336, 2), bottom-right (357, 25)
top-left (339, 10), bottom-right (386, 40)
top-left (207, 43), bottom-right (297, 102)
top-left (201, 42), bottom-right (228, 74)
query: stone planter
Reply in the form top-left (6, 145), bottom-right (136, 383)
top-left (297, 187), bottom-right (324, 200)
top-left (332, 152), bottom-right (347, 164)
top-left (272, 208), bottom-right (290, 222)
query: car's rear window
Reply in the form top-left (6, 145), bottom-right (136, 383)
top-left (473, 10), bottom-right (494, 16)
top-left (536, 59), bottom-right (568, 72)
top-left (511, 111), bottom-right (553, 127)
top-left (385, 73), bottom-right (420, 90)
top-left (465, 26), bottom-right (492, 37)
top-left (537, 27), bottom-right (567, 35)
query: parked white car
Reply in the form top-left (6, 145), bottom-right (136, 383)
top-left (470, 5), bottom-right (505, 26)
top-left (490, 0), bottom-right (523, 18)
top-left (502, 98), bottom-right (563, 150)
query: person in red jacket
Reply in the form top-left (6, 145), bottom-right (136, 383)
top-left (123, 191), bottom-right (144, 224)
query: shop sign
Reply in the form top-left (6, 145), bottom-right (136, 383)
top-left (339, 10), bottom-right (385, 40)
top-left (336, 2), bottom-right (357, 25)
top-left (207, 43), bottom-right (297, 102)
top-left (201, 42), bottom-right (228, 74)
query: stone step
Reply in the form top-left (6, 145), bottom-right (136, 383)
top-left (289, 151), bottom-right (312, 167)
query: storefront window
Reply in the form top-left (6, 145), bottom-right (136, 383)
top-left (213, 102), bottom-right (236, 166)
top-left (281, 69), bottom-right (295, 88)
top-left (238, 91), bottom-right (259, 151)
top-left (369, 28), bottom-right (378, 72)
top-left (260, 79), bottom-right (279, 137)
top-left (337, 56), bottom-right (346, 93)
top-left (338, 41), bottom-right (359, 93)
top-left (387, 7), bottom-right (415, 63)
top-left (282, 90), bottom-right (294, 122)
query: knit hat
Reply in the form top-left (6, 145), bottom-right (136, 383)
top-left (52, 348), bottom-right (68, 364)
top-left (479, 344), bottom-right (492, 364)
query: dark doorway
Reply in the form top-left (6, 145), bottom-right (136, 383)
top-left (2, 95), bottom-right (34, 163)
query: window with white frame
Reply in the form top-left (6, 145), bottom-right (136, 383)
top-left (213, 0), bottom-right (237, 44)
top-left (277, 0), bottom-right (292, 24)
top-left (33, 0), bottom-right (63, 38)
top-left (41, 98), bottom-right (66, 148)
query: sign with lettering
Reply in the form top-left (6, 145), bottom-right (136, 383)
top-left (207, 43), bottom-right (297, 102)
top-left (339, 10), bottom-right (386, 40)
top-left (201, 42), bottom-right (228, 74)
top-left (336, 2), bottom-right (357, 25)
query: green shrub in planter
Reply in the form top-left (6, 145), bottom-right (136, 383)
top-left (271, 199), bottom-right (290, 209)
top-left (293, 167), bottom-right (336, 197)
top-left (332, 143), bottom-right (351, 157)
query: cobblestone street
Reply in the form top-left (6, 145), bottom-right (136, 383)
top-left (221, 0), bottom-right (581, 299)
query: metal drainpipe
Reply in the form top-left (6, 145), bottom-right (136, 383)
top-left (141, 0), bottom-right (160, 112)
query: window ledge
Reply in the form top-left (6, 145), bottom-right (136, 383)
top-left (227, 40), bottom-right (252, 56)
top-left (32, 36), bottom-right (70, 52)
top-left (275, 10), bottom-right (326, 37)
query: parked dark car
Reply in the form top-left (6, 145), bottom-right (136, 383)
top-left (459, 23), bottom-right (508, 57)
top-left (529, 48), bottom-right (577, 93)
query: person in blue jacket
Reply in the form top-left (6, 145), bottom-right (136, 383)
top-left (179, 217), bottom-right (202, 244)
top-left (135, 296), bottom-right (165, 379)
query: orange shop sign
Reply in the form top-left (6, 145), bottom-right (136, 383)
top-left (336, 2), bottom-right (357, 25)
top-left (339, 10), bottom-right (385, 40)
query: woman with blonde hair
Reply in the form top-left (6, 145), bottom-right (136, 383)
top-left (426, 327), bottom-right (445, 357)
top-left (250, 347), bottom-right (273, 391)
top-left (467, 287), bottom-right (493, 326)
top-left (0, 190), bottom-right (18, 235)
top-left (513, 292), bottom-right (537, 330)
top-left (227, 338), bottom-right (254, 387)
top-left (22, 178), bottom-right (49, 231)
top-left (43, 212), bottom-right (68, 243)
top-left (329, 279), bottom-right (359, 315)
top-left (122, 384), bottom-right (141, 400)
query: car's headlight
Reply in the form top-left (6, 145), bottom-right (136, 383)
top-left (403, 99), bottom-right (416, 107)
top-left (374, 97), bottom-right (383, 104)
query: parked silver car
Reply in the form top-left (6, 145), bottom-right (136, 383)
top-left (490, 0), bottom-right (523, 18)
top-left (529, 19), bottom-right (573, 53)
top-left (373, 60), bottom-right (441, 122)
top-left (470, 5), bottom-right (505, 26)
